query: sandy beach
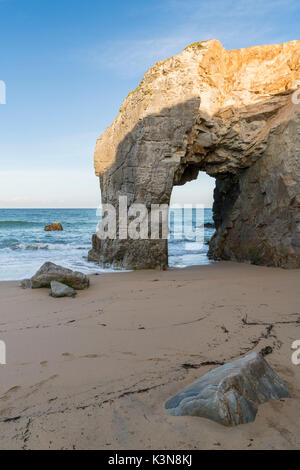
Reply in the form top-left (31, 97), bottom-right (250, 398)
top-left (0, 261), bottom-right (299, 450)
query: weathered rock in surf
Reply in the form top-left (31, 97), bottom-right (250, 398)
top-left (89, 39), bottom-right (300, 269)
top-left (165, 352), bottom-right (290, 426)
top-left (50, 280), bottom-right (76, 298)
top-left (44, 222), bottom-right (63, 231)
top-left (30, 262), bottom-right (89, 289)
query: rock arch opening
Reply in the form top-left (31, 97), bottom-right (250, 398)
top-left (169, 172), bottom-right (215, 267)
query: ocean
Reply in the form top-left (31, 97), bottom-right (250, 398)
top-left (0, 208), bottom-right (215, 280)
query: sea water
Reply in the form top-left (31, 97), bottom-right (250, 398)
top-left (0, 208), bottom-right (215, 280)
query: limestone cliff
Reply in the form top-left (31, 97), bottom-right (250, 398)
top-left (89, 39), bottom-right (300, 269)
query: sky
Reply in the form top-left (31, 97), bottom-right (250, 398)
top-left (0, 0), bottom-right (299, 208)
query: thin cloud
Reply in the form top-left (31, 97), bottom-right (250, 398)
top-left (165, 0), bottom-right (298, 19)
top-left (84, 35), bottom-right (201, 79)
top-left (80, 0), bottom-right (299, 79)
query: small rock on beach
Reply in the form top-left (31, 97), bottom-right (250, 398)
top-left (28, 262), bottom-right (89, 290)
top-left (165, 352), bottom-right (290, 426)
top-left (50, 281), bottom-right (76, 298)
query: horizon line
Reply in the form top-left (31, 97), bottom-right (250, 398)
top-left (0, 206), bottom-right (213, 210)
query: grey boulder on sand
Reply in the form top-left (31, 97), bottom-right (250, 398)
top-left (29, 262), bottom-right (89, 289)
top-left (50, 281), bottom-right (76, 298)
top-left (165, 352), bottom-right (290, 426)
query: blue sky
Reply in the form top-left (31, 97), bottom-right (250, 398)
top-left (0, 0), bottom-right (299, 208)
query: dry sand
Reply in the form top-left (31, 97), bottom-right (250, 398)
top-left (0, 261), bottom-right (299, 450)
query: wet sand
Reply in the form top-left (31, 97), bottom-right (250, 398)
top-left (0, 261), bottom-right (299, 449)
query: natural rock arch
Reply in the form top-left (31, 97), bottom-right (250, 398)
top-left (88, 39), bottom-right (300, 269)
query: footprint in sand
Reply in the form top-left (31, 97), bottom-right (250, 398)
top-left (0, 385), bottom-right (21, 401)
top-left (61, 352), bottom-right (74, 360)
top-left (61, 352), bottom-right (102, 360)
top-left (147, 357), bottom-right (167, 362)
top-left (80, 354), bottom-right (101, 359)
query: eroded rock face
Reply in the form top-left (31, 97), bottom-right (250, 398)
top-left (89, 39), bottom-right (300, 269)
top-left (165, 352), bottom-right (291, 426)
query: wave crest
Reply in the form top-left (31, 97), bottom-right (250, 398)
top-left (0, 220), bottom-right (41, 228)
